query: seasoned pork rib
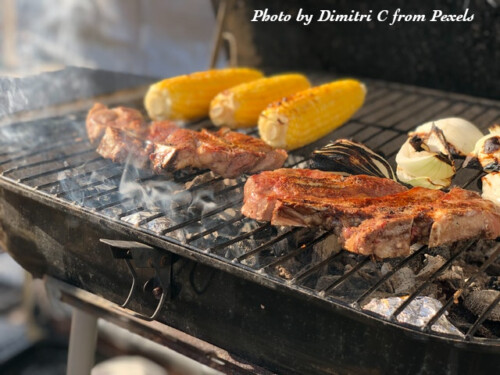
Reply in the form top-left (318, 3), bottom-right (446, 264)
top-left (241, 169), bottom-right (407, 222)
top-left (242, 169), bottom-right (500, 258)
top-left (87, 103), bottom-right (288, 178)
top-left (149, 128), bottom-right (288, 178)
top-left (340, 188), bottom-right (500, 257)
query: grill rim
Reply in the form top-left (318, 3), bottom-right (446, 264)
top-left (1, 75), bottom-right (500, 347)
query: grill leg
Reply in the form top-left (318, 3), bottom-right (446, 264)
top-left (67, 308), bottom-right (98, 375)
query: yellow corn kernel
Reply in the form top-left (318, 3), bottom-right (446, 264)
top-left (145, 68), bottom-right (263, 121)
top-left (209, 74), bottom-right (311, 128)
top-left (258, 79), bottom-right (366, 150)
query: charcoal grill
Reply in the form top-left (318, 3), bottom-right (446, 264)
top-left (1, 70), bottom-right (500, 374)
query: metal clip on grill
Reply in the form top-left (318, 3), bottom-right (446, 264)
top-left (101, 239), bottom-right (174, 321)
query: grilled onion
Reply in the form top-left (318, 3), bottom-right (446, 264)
top-left (396, 126), bottom-right (455, 189)
top-left (481, 172), bottom-right (500, 206)
top-left (310, 139), bottom-right (396, 180)
top-left (412, 117), bottom-right (483, 156)
top-left (465, 125), bottom-right (500, 172)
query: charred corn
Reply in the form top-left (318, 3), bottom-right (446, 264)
top-left (209, 74), bottom-right (311, 128)
top-left (145, 68), bottom-right (263, 121)
top-left (258, 79), bottom-right (366, 150)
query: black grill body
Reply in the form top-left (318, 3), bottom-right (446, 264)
top-left (1, 71), bottom-right (500, 374)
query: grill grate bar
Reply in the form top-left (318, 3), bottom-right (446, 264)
top-left (187, 175), bottom-right (225, 191)
top-left (56, 171), bottom-right (124, 198)
top-left (172, 180), bottom-right (244, 214)
top-left (354, 245), bottom-right (429, 306)
top-left (347, 88), bottom-right (393, 116)
top-left (93, 197), bottom-right (133, 212)
top-left (356, 93), bottom-right (406, 121)
top-left (117, 206), bottom-right (146, 219)
top-left (423, 244), bottom-right (500, 333)
top-left (160, 198), bottom-right (243, 235)
top-left (1, 147), bottom-right (96, 175)
top-left (34, 161), bottom-right (118, 191)
top-left (461, 170), bottom-right (484, 189)
top-left (390, 240), bottom-right (474, 320)
top-left (211, 223), bottom-right (271, 252)
top-left (364, 87), bottom-right (391, 102)
top-left (81, 173), bottom-right (159, 203)
top-left (186, 214), bottom-right (245, 244)
top-left (472, 110), bottom-right (500, 128)
top-left (320, 256), bottom-right (371, 295)
top-left (136, 212), bottom-right (165, 226)
top-left (465, 292), bottom-right (500, 340)
top-left (0, 137), bottom-right (88, 167)
top-left (236, 227), bottom-right (302, 262)
top-left (359, 95), bottom-right (421, 124)
top-left (18, 156), bottom-right (103, 183)
top-left (356, 95), bottom-right (419, 126)
top-left (262, 231), bottom-right (333, 272)
top-left (80, 186), bottom-right (119, 202)
top-left (84, 173), bottom-right (159, 208)
top-left (290, 249), bottom-right (344, 285)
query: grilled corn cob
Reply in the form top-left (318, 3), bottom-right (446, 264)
top-left (258, 79), bottom-right (366, 150)
top-left (209, 74), bottom-right (311, 128)
top-left (145, 68), bottom-right (263, 121)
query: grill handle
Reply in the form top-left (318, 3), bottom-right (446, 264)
top-left (100, 239), bottom-right (173, 321)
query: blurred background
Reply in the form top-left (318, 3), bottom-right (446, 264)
top-left (0, 0), bottom-right (215, 78)
top-left (0, 1), bottom-right (219, 374)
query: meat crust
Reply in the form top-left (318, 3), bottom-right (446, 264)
top-left (241, 169), bottom-right (407, 222)
top-left (87, 104), bottom-right (288, 178)
top-left (86, 103), bottom-right (148, 144)
top-left (242, 169), bottom-right (500, 258)
top-left (149, 128), bottom-right (288, 178)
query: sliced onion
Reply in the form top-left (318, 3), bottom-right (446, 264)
top-left (413, 117), bottom-right (483, 156)
top-left (395, 136), bottom-right (455, 189)
top-left (396, 167), bottom-right (452, 189)
top-left (482, 172), bottom-right (500, 206)
top-left (469, 125), bottom-right (500, 172)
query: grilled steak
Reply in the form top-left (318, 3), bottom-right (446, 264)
top-left (241, 169), bottom-right (407, 222)
top-left (340, 188), bottom-right (500, 257)
top-left (86, 103), bottom-right (148, 144)
top-left (242, 169), bottom-right (500, 258)
top-left (150, 128), bottom-right (288, 178)
top-left (87, 104), bottom-right (288, 178)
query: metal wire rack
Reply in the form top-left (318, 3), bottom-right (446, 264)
top-left (1, 76), bottom-right (499, 344)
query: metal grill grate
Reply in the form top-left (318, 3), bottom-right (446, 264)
top-left (1, 77), bottom-right (500, 344)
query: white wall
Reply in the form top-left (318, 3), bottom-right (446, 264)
top-left (1, 0), bottom-right (217, 77)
